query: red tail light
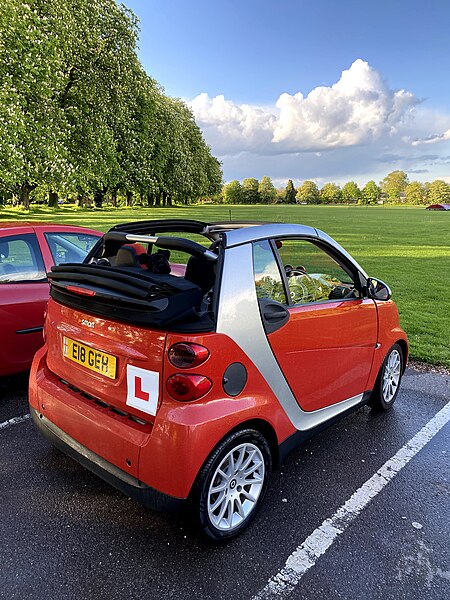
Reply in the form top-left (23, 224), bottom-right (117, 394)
top-left (66, 285), bottom-right (96, 296)
top-left (166, 374), bottom-right (212, 402)
top-left (168, 343), bottom-right (209, 369)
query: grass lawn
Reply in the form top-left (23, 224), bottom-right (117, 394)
top-left (1, 203), bottom-right (449, 367)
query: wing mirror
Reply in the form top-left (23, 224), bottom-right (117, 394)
top-left (367, 278), bottom-right (391, 301)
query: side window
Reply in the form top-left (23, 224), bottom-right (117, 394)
top-left (45, 232), bottom-right (100, 265)
top-left (0, 234), bottom-right (46, 283)
top-left (252, 240), bottom-right (287, 304)
top-left (275, 239), bottom-right (358, 305)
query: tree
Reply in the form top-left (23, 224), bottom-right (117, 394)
top-left (223, 180), bottom-right (242, 204)
top-left (0, 0), bottom-right (222, 207)
top-left (242, 178), bottom-right (260, 204)
top-left (428, 179), bottom-right (450, 204)
top-left (284, 179), bottom-right (297, 204)
top-left (296, 181), bottom-right (320, 204)
top-left (405, 181), bottom-right (427, 205)
top-left (258, 176), bottom-right (277, 204)
top-left (320, 183), bottom-right (342, 204)
top-left (380, 170), bottom-right (409, 203)
top-left (362, 180), bottom-right (380, 205)
top-left (341, 181), bottom-right (361, 203)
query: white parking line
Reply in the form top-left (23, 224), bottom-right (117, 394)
top-left (0, 413), bottom-right (30, 431)
top-left (252, 400), bottom-right (450, 600)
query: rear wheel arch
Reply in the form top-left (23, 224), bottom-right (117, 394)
top-left (227, 418), bottom-right (280, 467)
top-left (193, 426), bottom-right (273, 541)
top-left (189, 418), bottom-right (279, 500)
top-left (396, 338), bottom-right (408, 372)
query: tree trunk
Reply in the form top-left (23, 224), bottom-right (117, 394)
top-left (146, 193), bottom-right (154, 206)
top-left (126, 190), bottom-right (133, 207)
top-left (20, 181), bottom-right (36, 210)
top-left (94, 190), bottom-right (104, 208)
top-left (48, 189), bottom-right (58, 208)
top-left (110, 187), bottom-right (118, 207)
top-left (154, 192), bottom-right (161, 206)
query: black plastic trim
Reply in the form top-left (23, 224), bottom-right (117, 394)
top-left (278, 391), bottom-right (372, 464)
top-left (16, 326), bottom-right (43, 335)
top-left (30, 406), bottom-right (185, 512)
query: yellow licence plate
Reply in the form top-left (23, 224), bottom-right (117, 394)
top-left (63, 336), bottom-right (117, 379)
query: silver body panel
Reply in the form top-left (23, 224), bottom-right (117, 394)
top-left (216, 242), bottom-right (365, 433)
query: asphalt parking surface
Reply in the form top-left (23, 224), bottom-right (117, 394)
top-left (1, 368), bottom-right (449, 600)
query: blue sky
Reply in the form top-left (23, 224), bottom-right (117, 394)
top-left (123, 0), bottom-right (450, 187)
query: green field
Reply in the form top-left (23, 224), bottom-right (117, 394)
top-left (1, 204), bottom-right (449, 367)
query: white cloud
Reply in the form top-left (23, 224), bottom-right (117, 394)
top-left (188, 59), bottom-right (450, 183)
top-left (411, 129), bottom-right (450, 146)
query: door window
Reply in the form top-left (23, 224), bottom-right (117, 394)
top-left (44, 232), bottom-right (100, 265)
top-left (0, 234), bottom-right (46, 283)
top-left (252, 240), bottom-right (287, 304)
top-left (275, 239), bottom-right (359, 305)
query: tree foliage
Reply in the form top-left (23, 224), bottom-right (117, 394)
top-left (405, 181), bottom-right (427, 205)
top-left (223, 180), bottom-right (242, 204)
top-left (380, 170), bottom-right (409, 203)
top-left (258, 176), bottom-right (277, 204)
top-left (242, 178), bottom-right (260, 204)
top-left (341, 181), bottom-right (361, 203)
top-left (320, 183), bottom-right (341, 204)
top-left (284, 179), bottom-right (297, 204)
top-left (296, 180), bottom-right (320, 204)
top-left (428, 179), bottom-right (450, 204)
top-left (0, 0), bottom-right (222, 207)
top-left (362, 180), bottom-right (380, 205)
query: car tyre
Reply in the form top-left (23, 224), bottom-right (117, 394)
top-left (196, 429), bottom-right (272, 542)
top-left (368, 343), bottom-right (404, 411)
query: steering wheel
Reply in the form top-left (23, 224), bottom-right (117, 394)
top-left (284, 264), bottom-right (307, 277)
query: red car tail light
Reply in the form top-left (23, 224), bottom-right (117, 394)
top-left (168, 343), bottom-right (209, 369)
top-left (166, 374), bottom-right (212, 402)
top-left (66, 285), bottom-right (96, 296)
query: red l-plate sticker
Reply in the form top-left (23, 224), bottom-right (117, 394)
top-left (134, 376), bottom-right (150, 402)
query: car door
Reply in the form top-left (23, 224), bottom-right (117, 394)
top-left (253, 238), bottom-right (378, 412)
top-left (0, 231), bottom-right (48, 376)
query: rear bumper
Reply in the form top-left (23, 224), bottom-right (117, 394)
top-left (30, 406), bottom-right (185, 512)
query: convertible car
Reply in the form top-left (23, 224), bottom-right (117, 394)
top-left (29, 219), bottom-right (408, 540)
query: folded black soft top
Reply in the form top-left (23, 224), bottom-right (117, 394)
top-left (48, 264), bottom-right (212, 331)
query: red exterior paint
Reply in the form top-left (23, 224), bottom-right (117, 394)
top-left (268, 298), bottom-right (378, 411)
top-left (27, 222), bottom-right (409, 506)
top-left (366, 300), bottom-right (408, 390)
top-left (29, 322), bottom-right (295, 499)
top-left (0, 223), bottom-right (101, 376)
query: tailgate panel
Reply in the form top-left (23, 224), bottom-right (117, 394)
top-left (45, 300), bottom-right (167, 420)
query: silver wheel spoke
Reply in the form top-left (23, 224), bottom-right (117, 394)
top-left (235, 496), bottom-right (246, 519)
top-left (210, 491), bottom-right (226, 513)
top-left (241, 489), bottom-right (257, 502)
top-left (207, 442), bottom-right (265, 532)
top-left (216, 496), bottom-right (230, 523)
top-left (240, 448), bottom-right (256, 471)
top-left (382, 349), bottom-right (402, 403)
top-left (234, 446), bottom-right (246, 472)
top-left (210, 479), bottom-right (227, 494)
top-left (244, 460), bottom-right (262, 477)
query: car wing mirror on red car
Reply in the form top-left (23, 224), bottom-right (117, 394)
top-left (368, 278), bottom-right (392, 301)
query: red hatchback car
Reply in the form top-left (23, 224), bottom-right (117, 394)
top-left (29, 220), bottom-right (408, 540)
top-left (0, 222), bottom-right (101, 376)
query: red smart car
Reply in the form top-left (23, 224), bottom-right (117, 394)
top-left (0, 222), bottom-right (101, 376)
top-left (29, 220), bottom-right (408, 540)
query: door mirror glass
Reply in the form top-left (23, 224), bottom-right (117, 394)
top-left (368, 278), bottom-right (391, 301)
